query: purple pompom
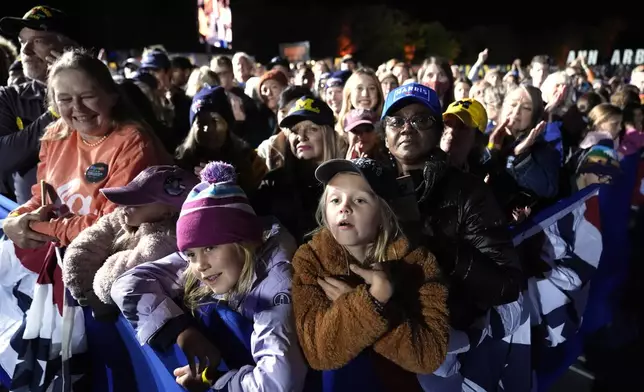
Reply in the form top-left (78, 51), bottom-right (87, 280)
top-left (200, 161), bottom-right (237, 184)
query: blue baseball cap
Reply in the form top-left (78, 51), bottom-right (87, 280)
top-left (381, 83), bottom-right (442, 119)
top-left (140, 50), bottom-right (171, 71)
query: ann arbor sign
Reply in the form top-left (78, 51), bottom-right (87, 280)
top-left (567, 49), bottom-right (644, 66)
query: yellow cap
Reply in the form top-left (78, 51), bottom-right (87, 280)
top-left (443, 98), bottom-right (488, 133)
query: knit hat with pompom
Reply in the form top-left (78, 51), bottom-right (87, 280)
top-left (176, 161), bottom-right (262, 252)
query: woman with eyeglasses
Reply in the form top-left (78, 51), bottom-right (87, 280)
top-left (380, 83), bottom-right (524, 391)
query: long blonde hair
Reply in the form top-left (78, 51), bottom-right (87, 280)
top-left (182, 242), bottom-right (258, 312)
top-left (315, 182), bottom-right (401, 263)
top-left (337, 69), bottom-right (384, 134)
top-left (318, 124), bottom-right (345, 163)
top-left (287, 122), bottom-right (346, 166)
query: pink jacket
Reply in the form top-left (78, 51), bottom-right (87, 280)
top-left (619, 127), bottom-right (644, 156)
top-left (62, 207), bottom-right (177, 304)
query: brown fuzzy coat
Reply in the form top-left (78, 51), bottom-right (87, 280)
top-left (62, 207), bottom-right (177, 304)
top-left (292, 229), bottom-right (449, 376)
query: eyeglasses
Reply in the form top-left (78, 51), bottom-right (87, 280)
top-left (384, 115), bottom-right (436, 131)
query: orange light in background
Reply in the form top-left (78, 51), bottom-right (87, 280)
top-left (404, 44), bottom-right (416, 63)
top-left (338, 24), bottom-right (355, 57)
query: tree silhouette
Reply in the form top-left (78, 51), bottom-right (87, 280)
top-left (339, 5), bottom-right (410, 65)
top-left (337, 6), bottom-right (460, 66)
top-left (416, 22), bottom-right (460, 61)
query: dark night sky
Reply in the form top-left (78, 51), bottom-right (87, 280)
top-left (2, 1), bottom-right (642, 64)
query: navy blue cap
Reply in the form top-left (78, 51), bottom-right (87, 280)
top-left (189, 86), bottom-right (235, 129)
top-left (279, 96), bottom-right (335, 128)
top-left (315, 158), bottom-right (399, 202)
top-left (382, 83), bottom-right (442, 119)
top-left (325, 70), bottom-right (352, 89)
top-left (268, 56), bottom-right (289, 70)
top-left (140, 50), bottom-right (171, 70)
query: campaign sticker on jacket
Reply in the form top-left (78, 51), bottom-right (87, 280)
top-left (85, 163), bottom-right (109, 183)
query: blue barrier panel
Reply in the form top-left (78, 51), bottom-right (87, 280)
top-left (115, 316), bottom-right (185, 392)
top-left (511, 185), bottom-right (600, 392)
top-left (0, 195), bottom-right (16, 217)
top-left (0, 366), bottom-right (9, 389)
top-left (0, 194), bottom-right (18, 238)
top-left (581, 154), bottom-right (638, 335)
top-left (533, 155), bottom-right (639, 391)
top-left (83, 308), bottom-right (139, 392)
top-left (0, 192), bottom-right (17, 388)
top-left (0, 170), bottom-right (636, 392)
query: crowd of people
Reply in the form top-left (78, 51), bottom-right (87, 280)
top-left (0, 5), bottom-right (642, 392)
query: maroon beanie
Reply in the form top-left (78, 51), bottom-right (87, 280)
top-left (257, 69), bottom-right (289, 94)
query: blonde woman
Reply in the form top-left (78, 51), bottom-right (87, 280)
top-left (111, 161), bottom-right (308, 392)
top-left (252, 96), bottom-right (346, 243)
top-left (0, 49), bottom-right (170, 391)
top-left (579, 103), bottom-right (623, 150)
top-left (185, 66), bottom-right (220, 97)
top-left (292, 158), bottom-right (449, 391)
top-left (337, 68), bottom-right (385, 134)
top-left (3, 49), bottom-right (169, 249)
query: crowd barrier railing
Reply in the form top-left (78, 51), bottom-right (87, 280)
top-left (0, 160), bottom-right (637, 392)
top-left (0, 195), bottom-right (16, 237)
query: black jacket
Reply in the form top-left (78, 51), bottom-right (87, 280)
top-left (0, 80), bottom-right (55, 203)
top-left (250, 156), bottom-right (322, 244)
top-left (229, 87), bottom-right (273, 149)
top-left (406, 153), bottom-right (524, 330)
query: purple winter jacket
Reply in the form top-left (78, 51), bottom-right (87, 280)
top-left (111, 220), bottom-right (308, 391)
